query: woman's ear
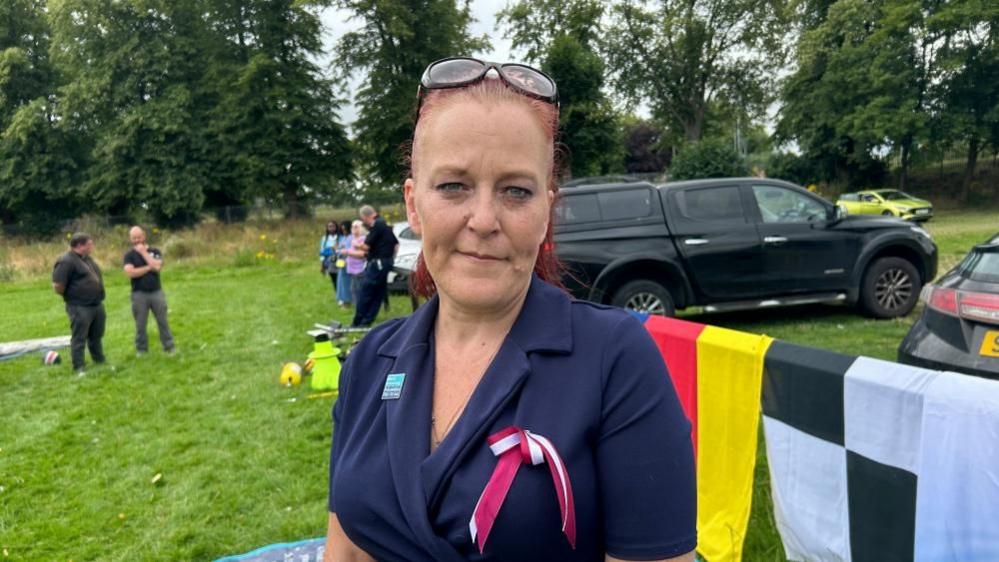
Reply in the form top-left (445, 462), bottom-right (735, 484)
top-left (404, 178), bottom-right (421, 235)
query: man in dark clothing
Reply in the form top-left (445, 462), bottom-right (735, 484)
top-left (52, 233), bottom-right (106, 373)
top-left (123, 225), bottom-right (175, 354)
top-left (352, 204), bottom-right (399, 327)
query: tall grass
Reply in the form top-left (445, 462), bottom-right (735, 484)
top-left (0, 205), bottom-right (407, 282)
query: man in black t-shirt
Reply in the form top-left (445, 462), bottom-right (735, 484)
top-left (123, 225), bottom-right (174, 355)
top-left (52, 233), bottom-right (106, 373)
top-left (352, 204), bottom-right (399, 327)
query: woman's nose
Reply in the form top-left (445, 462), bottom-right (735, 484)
top-left (466, 190), bottom-right (500, 235)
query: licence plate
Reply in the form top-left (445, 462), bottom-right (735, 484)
top-left (980, 330), bottom-right (999, 357)
top-left (916, 209), bottom-right (929, 215)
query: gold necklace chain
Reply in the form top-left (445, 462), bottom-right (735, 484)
top-left (431, 343), bottom-right (502, 449)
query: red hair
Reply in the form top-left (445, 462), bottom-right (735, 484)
top-left (407, 79), bottom-right (565, 299)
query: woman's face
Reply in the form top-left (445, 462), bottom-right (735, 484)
top-left (405, 97), bottom-right (553, 314)
top-left (327, 222), bottom-right (336, 234)
top-left (351, 223), bottom-right (363, 237)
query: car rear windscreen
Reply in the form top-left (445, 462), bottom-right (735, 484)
top-left (959, 249), bottom-right (999, 284)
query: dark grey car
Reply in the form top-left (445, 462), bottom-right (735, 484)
top-left (898, 233), bottom-right (999, 379)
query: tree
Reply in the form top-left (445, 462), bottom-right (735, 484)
top-left (621, 118), bottom-right (671, 174)
top-left (0, 99), bottom-right (83, 233)
top-left (605, 0), bottom-right (788, 142)
top-left (334, 0), bottom-right (487, 189)
top-left (0, 0), bottom-right (77, 232)
top-left (929, 1), bottom-right (999, 202)
top-left (499, 0), bottom-right (622, 178)
top-left (49, 0), bottom-right (213, 224)
top-left (209, 0), bottom-right (354, 217)
top-left (668, 138), bottom-right (749, 180)
top-left (1, 0), bottom-right (52, 129)
top-left (776, 0), bottom-right (934, 189)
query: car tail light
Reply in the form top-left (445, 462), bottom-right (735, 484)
top-left (960, 292), bottom-right (999, 325)
top-left (925, 286), bottom-right (958, 315)
top-left (924, 285), bottom-right (999, 325)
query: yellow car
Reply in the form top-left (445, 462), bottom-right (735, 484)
top-left (837, 189), bottom-right (934, 222)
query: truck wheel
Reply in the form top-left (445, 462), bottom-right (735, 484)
top-left (611, 280), bottom-right (676, 316)
top-left (860, 257), bottom-right (920, 318)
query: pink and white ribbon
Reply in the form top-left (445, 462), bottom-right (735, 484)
top-left (469, 426), bottom-right (576, 553)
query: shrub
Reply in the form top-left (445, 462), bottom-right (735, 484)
top-left (669, 139), bottom-right (749, 180)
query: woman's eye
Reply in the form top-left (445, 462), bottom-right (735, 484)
top-left (435, 182), bottom-right (466, 193)
top-left (505, 186), bottom-right (533, 200)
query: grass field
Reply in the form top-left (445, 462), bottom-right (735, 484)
top-left (1, 209), bottom-right (996, 561)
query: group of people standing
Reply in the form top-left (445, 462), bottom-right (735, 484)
top-left (319, 204), bottom-right (399, 328)
top-left (320, 219), bottom-right (367, 308)
top-left (51, 226), bottom-right (174, 373)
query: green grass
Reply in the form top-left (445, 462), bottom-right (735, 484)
top-left (1, 209), bottom-right (995, 561)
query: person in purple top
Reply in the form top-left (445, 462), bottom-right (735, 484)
top-left (344, 220), bottom-right (368, 308)
top-left (325, 58), bottom-right (696, 562)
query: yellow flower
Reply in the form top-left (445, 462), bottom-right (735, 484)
top-left (259, 234), bottom-right (267, 240)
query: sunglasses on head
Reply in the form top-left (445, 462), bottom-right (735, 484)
top-left (416, 57), bottom-right (559, 116)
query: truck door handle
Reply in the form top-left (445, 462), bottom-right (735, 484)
top-left (764, 236), bottom-right (788, 245)
top-left (684, 238), bottom-right (709, 246)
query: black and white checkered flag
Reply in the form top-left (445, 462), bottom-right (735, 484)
top-left (762, 341), bottom-right (999, 561)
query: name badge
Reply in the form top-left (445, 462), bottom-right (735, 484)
top-left (381, 373), bottom-right (406, 400)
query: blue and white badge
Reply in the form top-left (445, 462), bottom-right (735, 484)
top-left (381, 373), bottom-right (406, 400)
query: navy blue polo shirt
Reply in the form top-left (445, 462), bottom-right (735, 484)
top-left (328, 276), bottom-right (696, 561)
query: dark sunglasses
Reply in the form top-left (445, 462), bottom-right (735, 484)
top-left (416, 57), bottom-right (559, 115)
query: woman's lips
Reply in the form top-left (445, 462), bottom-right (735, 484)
top-left (459, 251), bottom-right (503, 261)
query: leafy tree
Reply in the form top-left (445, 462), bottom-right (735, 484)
top-left (605, 0), bottom-right (788, 142)
top-left (499, 0), bottom-right (622, 178)
top-left (928, 1), bottom-right (999, 202)
top-left (49, 0), bottom-right (212, 224)
top-left (0, 0), bottom-right (76, 232)
top-left (209, 0), bottom-right (354, 217)
top-left (668, 138), bottom-right (749, 180)
top-left (621, 118), bottom-right (671, 174)
top-left (0, 99), bottom-right (83, 233)
top-left (1, 0), bottom-right (53, 122)
top-left (777, 1), bottom-right (924, 188)
top-left (334, 0), bottom-right (487, 189)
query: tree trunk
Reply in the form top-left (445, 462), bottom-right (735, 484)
top-left (961, 135), bottom-right (980, 204)
top-left (898, 137), bottom-right (911, 192)
top-left (283, 184), bottom-right (307, 218)
top-left (682, 104), bottom-right (705, 141)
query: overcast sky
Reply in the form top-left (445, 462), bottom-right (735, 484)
top-left (318, 1), bottom-right (516, 126)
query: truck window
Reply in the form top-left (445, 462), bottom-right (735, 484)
top-left (752, 185), bottom-right (827, 223)
top-left (554, 193), bottom-right (601, 225)
top-left (598, 189), bottom-right (652, 221)
top-left (673, 186), bottom-right (745, 222)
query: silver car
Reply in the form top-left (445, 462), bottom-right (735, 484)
top-left (388, 222), bottom-right (422, 293)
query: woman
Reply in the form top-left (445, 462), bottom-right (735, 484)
top-left (319, 221), bottom-right (339, 296)
top-left (345, 220), bottom-right (367, 309)
top-left (336, 220), bottom-right (354, 308)
top-left (325, 58), bottom-right (695, 562)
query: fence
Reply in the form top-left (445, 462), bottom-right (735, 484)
top-left (637, 314), bottom-right (999, 561)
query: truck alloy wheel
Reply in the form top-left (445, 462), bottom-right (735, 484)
top-left (860, 257), bottom-right (920, 318)
top-left (611, 280), bottom-right (676, 317)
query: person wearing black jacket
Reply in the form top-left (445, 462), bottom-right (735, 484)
top-left (52, 233), bottom-right (106, 373)
top-left (351, 205), bottom-right (399, 327)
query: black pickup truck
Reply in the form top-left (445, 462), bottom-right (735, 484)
top-left (553, 178), bottom-right (938, 318)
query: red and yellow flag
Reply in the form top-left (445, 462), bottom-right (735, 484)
top-left (643, 316), bottom-right (773, 562)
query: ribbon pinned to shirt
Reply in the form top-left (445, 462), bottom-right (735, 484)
top-left (469, 426), bottom-right (576, 553)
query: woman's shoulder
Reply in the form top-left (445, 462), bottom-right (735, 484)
top-left (567, 296), bottom-right (647, 341)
